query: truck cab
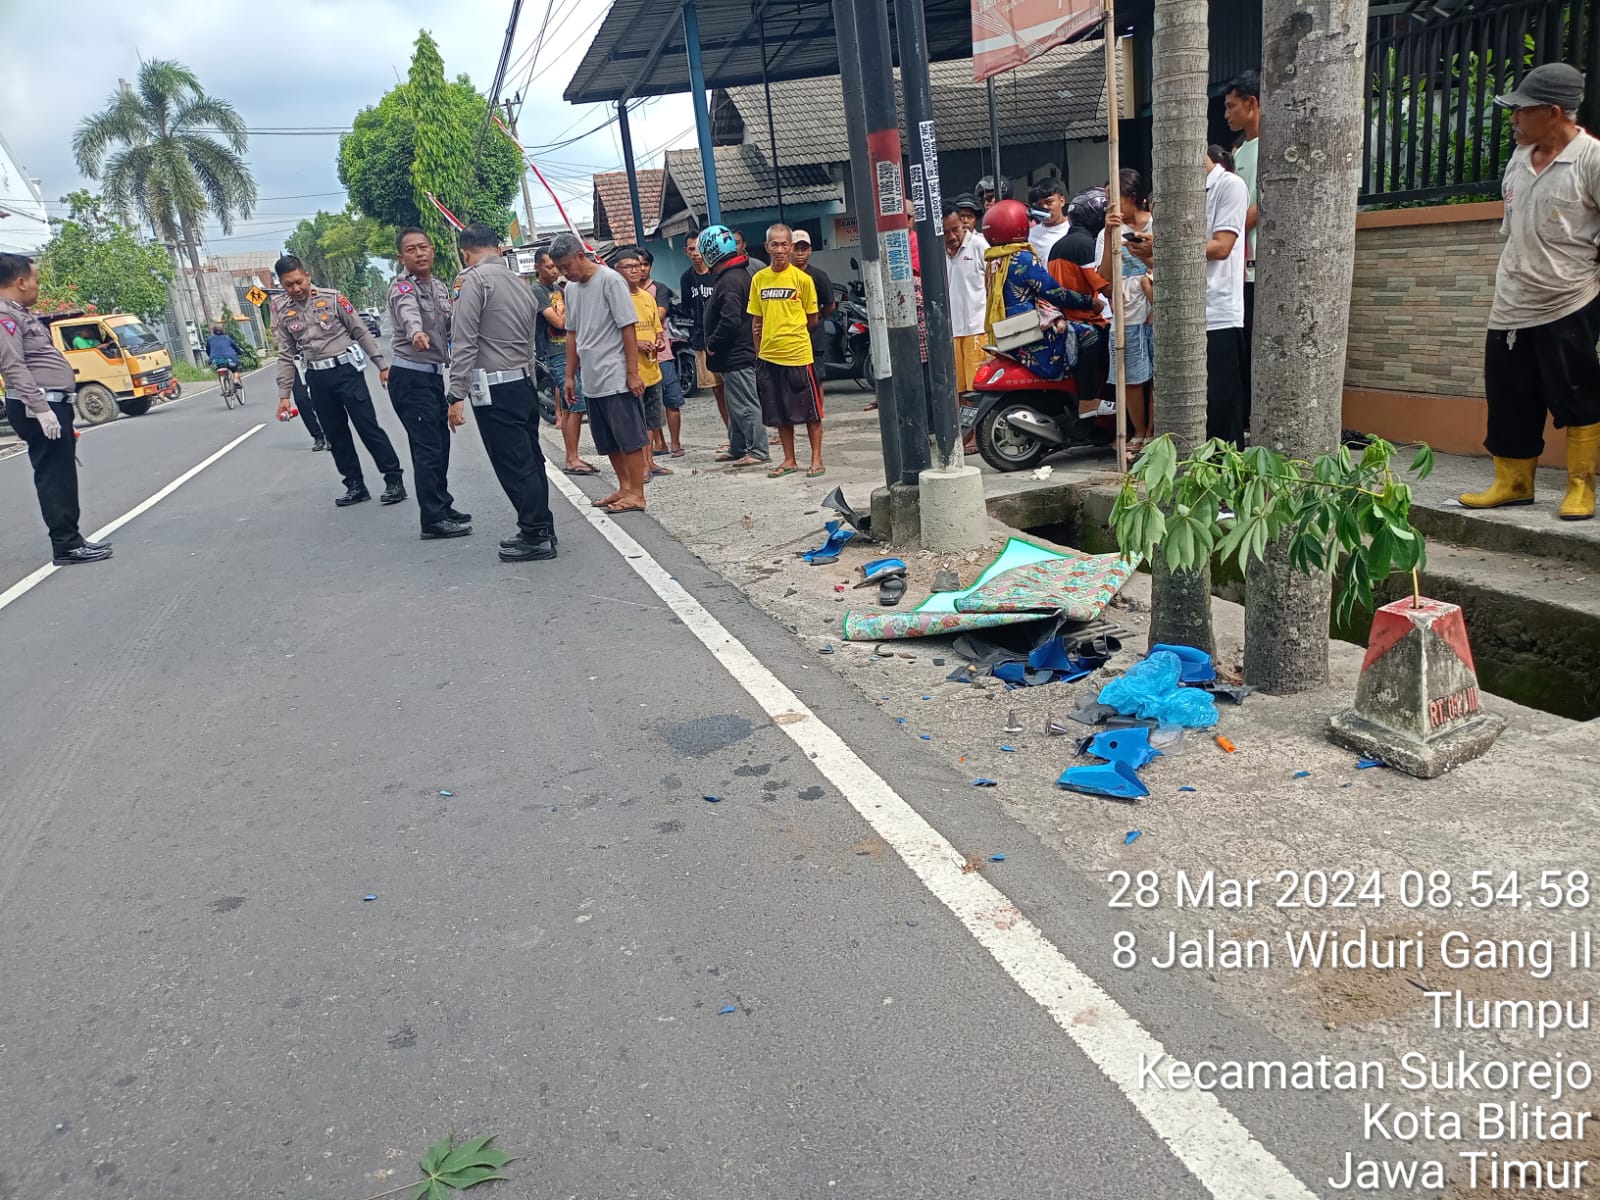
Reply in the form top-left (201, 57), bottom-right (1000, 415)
top-left (41, 311), bottom-right (178, 425)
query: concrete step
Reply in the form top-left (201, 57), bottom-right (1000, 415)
top-left (1406, 452), bottom-right (1600, 572)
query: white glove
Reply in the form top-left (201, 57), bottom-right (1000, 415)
top-left (33, 406), bottom-right (62, 440)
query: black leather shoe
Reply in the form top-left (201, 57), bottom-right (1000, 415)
top-left (499, 536), bottom-right (557, 562)
top-left (380, 480), bottom-right (407, 505)
top-left (335, 486), bottom-right (371, 507)
top-left (500, 530), bottom-right (558, 550)
top-left (444, 507), bottom-right (472, 523)
top-left (312, 437), bottom-right (327, 452)
top-left (80, 538), bottom-right (111, 552)
top-left (54, 544), bottom-right (113, 565)
top-left (420, 519), bottom-right (472, 540)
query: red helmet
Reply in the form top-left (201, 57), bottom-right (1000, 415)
top-left (981, 198), bottom-right (1030, 246)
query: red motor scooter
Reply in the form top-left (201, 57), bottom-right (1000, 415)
top-left (960, 345), bottom-right (1113, 473)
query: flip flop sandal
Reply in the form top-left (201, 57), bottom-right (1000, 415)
top-left (651, 466), bottom-right (674, 477)
top-left (669, 448), bottom-right (686, 457)
top-left (563, 464), bottom-right (599, 475)
top-left (652, 448), bottom-right (671, 457)
top-left (714, 452), bottom-right (737, 462)
top-left (603, 502), bottom-right (647, 515)
top-left (592, 497), bottom-right (621, 508)
top-left (767, 466), bottom-right (799, 478)
top-left (878, 577), bottom-right (907, 606)
top-left (806, 466), bottom-right (827, 478)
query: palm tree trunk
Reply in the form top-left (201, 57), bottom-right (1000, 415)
top-left (1147, 0), bottom-right (1215, 656)
top-left (1243, 0), bottom-right (1369, 692)
top-left (180, 219), bottom-right (214, 327)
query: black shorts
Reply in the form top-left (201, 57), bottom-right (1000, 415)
top-left (756, 360), bottom-right (824, 427)
top-left (1484, 293), bottom-right (1600, 458)
top-left (587, 391), bottom-right (649, 457)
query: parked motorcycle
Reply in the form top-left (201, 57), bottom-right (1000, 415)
top-left (961, 345), bottom-right (1113, 472)
top-left (816, 290), bottom-right (872, 391)
top-left (534, 357), bottom-right (558, 426)
top-left (666, 312), bottom-right (699, 398)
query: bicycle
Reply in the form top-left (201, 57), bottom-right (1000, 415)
top-left (215, 364), bottom-right (245, 410)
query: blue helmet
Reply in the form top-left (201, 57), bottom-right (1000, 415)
top-left (697, 224), bottom-right (739, 269)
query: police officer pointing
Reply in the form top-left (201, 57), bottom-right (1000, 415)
top-left (0, 253), bottom-right (111, 565)
top-left (387, 227), bottom-right (471, 539)
top-left (272, 254), bottom-right (406, 508)
top-left (448, 224), bottom-right (557, 562)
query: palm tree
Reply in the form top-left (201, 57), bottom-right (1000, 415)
top-left (1146, 0), bottom-right (1215, 655)
top-left (72, 59), bottom-right (257, 326)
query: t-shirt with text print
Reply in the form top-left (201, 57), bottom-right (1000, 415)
top-left (746, 264), bottom-right (818, 366)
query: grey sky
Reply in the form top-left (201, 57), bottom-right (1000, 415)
top-left (0, 0), bottom-right (697, 253)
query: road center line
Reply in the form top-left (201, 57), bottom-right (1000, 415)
top-left (546, 465), bottom-right (1317, 1200)
top-left (0, 424), bottom-right (265, 615)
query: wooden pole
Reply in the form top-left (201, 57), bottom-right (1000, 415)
top-left (1102, 0), bottom-right (1128, 472)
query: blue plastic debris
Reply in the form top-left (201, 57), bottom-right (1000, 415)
top-left (896, 717), bottom-right (906, 724)
top-left (1085, 727), bottom-right (1162, 770)
top-left (363, 894), bottom-right (377, 902)
top-left (972, 778), bottom-right (999, 787)
top-left (989, 853), bottom-right (1006, 862)
top-left (1000, 744), bottom-right (1017, 752)
top-left (920, 734), bottom-right (933, 741)
top-left (703, 795), bottom-right (722, 803)
top-left (1293, 770), bottom-right (1312, 779)
top-left (1356, 757), bottom-right (1388, 769)
top-left (857, 557), bottom-right (908, 584)
top-left (1099, 652), bottom-right (1219, 727)
top-left (801, 519), bottom-right (856, 565)
top-left (1147, 643), bottom-right (1217, 683)
top-left (718, 1005), bottom-right (736, 1015)
top-left (438, 789), bottom-right (454, 797)
top-left (1124, 831), bottom-right (1142, 845)
top-left (1178, 785), bottom-right (1198, 793)
top-left (921, 695), bottom-right (931, 700)
top-left (1058, 759), bottom-right (1149, 800)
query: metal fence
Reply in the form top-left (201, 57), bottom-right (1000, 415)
top-left (1361, 0), bottom-right (1600, 205)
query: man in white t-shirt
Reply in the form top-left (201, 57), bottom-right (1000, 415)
top-left (1224, 71), bottom-right (1261, 427)
top-left (1203, 151), bottom-right (1249, 445)
top-left (943, 205), bottom-right (990, 392)
top-left (1027, 178), bottom-right (1072, 260)
top-left (1459, 63), bottom-right (1600, 521)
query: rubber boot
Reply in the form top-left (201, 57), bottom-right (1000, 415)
top-left (1459, 456), bottom-right (1537, 509)
top-left (1558, 423), bottom-right (1600, 521)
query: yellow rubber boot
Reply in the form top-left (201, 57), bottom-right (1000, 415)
top-left (1558, 423), bottom-right (1600, 521)
top-left (1459, 456), bottom-right (1538, 509)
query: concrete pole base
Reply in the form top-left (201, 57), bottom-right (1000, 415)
top-left (918, 465), bottom-right (988, 552)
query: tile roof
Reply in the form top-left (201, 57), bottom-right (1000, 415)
top-left (720, 41), bottom-right (1106, 169)
top-left (662, 143), bottom-right (843, 220)
top-left (591, 168), bottom-right (665, 243)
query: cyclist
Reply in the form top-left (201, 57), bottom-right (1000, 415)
top-left (205, 323), bottom-right (242, 387)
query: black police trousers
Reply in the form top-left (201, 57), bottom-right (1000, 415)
top-left (5, 396), bottom-right (84, 556)
top-left (305, 361), bottom-right (402, 491)
top-left (388, 364), bottom-right (457, 528)
top-left (291, 372), bottom-right (324, 443)
top-left (470, 377), bottom-right (554, 541)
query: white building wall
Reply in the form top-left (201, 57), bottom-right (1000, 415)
top-left (0, 130), bottom-right (49, 255)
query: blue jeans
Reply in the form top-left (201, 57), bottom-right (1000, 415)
top-left (546, 348), bottom-right (585, 413)
top-left (659, 357), bottom-right (685, 410)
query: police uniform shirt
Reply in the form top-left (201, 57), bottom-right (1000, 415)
top-left (273, 287), bottom-right (388, 396)
top-left (387, 271), bottom-right (451, 366)
top-left (0, 297), bottom-right (76, 413)
top-left (446, 257), bottom-right (538, 403)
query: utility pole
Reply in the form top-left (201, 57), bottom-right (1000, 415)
top-left (505, 97), bottom-right (537, 243)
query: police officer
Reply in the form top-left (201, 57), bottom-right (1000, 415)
top-left (447, 223), bottom-right (556, 563)
top-left (272, 254), bottom-right (406, 507)
top-left (387, 227), bottom-right (471, 539)
top-left (0, 253), bottom-right (111, 565)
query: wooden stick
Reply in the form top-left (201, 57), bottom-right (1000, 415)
top-left (1102, 0), bottom-right (1128, 473)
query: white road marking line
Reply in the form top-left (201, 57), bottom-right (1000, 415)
top-left (0, 424), bottom-right (265, 615)
top-left (545, 466), bottom-right (1317, 1200)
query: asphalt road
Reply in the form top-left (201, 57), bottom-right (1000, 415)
top-left (0, 366), bottom-right (1366, 1200)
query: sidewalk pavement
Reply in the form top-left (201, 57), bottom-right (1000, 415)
top-left (544, 387), bottom-right (1600, 1180)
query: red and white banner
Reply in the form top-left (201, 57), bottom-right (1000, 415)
top-left (492, 113), bottom-right (592, 250)
top-left (424, 191), bottom-right (465, 232)
top-left (972, 0), bottom-right (1102, 82)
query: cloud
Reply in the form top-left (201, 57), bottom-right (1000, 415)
top-left (0, 0), bottom-right (700, 252)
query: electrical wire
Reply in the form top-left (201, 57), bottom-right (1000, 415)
top-left (475, 0), bottom-right (526, 163)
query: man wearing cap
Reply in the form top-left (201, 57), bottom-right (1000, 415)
top-left (790, 230), bottom-right (835, 372)
top-left (1460, 64), bottom-right (1600, 521)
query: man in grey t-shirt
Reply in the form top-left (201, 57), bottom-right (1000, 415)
top-left (549, 233), bottom-right (648, 514)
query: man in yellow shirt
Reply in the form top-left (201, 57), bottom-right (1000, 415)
top-left (616, 248), bottom-right (673, 480)
top-left (747, 224), bottom-right (824, 478)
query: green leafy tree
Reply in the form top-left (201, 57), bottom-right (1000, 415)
top-left (36, 191), bottom-right (174, 320)
top-left (72, 59), bottom-right (257, 325)
top-left (338, 30), bottom-right (520, 271)
top-left (285, 209), bottom-right (380, 300)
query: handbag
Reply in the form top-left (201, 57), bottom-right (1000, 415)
top-left (992, 310), bottom-right (1044, 352)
